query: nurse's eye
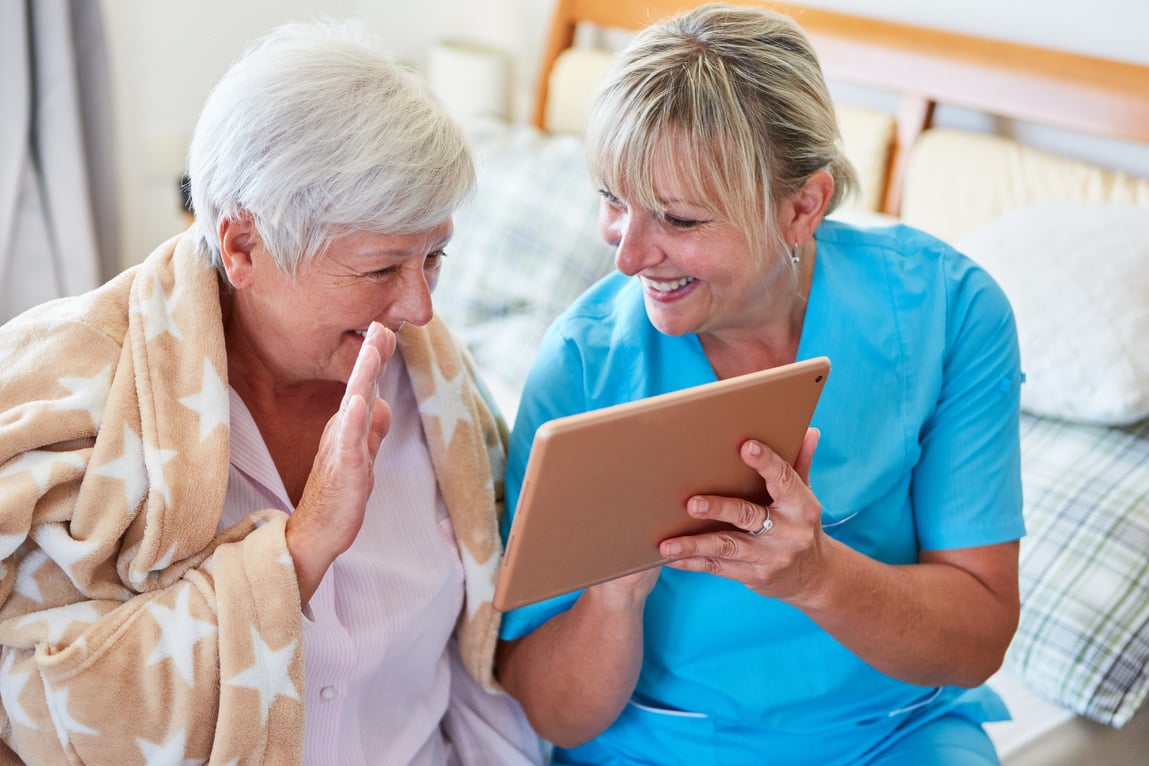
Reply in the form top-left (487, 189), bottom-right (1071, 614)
top-left (598, 188), bottom-right (625, 209)
top-left (666, 215), bottom-right (701, 229)
top-left (661, 212), bottom-right (704, 230)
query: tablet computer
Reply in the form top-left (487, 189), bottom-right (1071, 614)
top-left (493, 355), bottom-right (830, 611)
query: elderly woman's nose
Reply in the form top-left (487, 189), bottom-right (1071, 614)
top-left (392, 271), bottom-right (434, 327)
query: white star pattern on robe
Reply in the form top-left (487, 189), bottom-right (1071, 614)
top-left (17, 601), bottom-right (101, 644)
top-left (0, 531), bottom-right (26, 559)
top-left (131, 542), bottom-right (178, 587)
top-left (143, 441), bottom-right (179, 507)
top-left (418, 361), bottom-right (471, 448)
top-left (136, 270), bottom-right (184, 342)
top-left (55, 365), bottom-right (113, 431)
top-left (14, 550), bottom-right (48, 603)
top-left (0, 450), bottom-right (86, 493)
top-left (90, 425), bottom-right (147, 513)
top-left (460, 544), bottom-right (500, 622)
top-left (44, 682), bottom-right (99, 747)
top-left (178, 359), bottom-right (229, 443)
top-left (136, 729), bottom-right (205, 766)
top-left (151, 543), bottom-right (177, 572)
top-left (227, 627), bottom-right (298, 725)
top-left (43, 290), bottom-right (99, 332)
top-left (32, 523), bottom-right (99, 578)
top-left (0, 651), bottom-right (37, 730)
top-left (146, 588), bottom-right (217, 685)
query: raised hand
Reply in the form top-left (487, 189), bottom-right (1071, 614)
top-left (287, 321), bottom-right (396, 606)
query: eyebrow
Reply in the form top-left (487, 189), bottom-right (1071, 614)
top-left (358, 232), bottom-right (454, 260)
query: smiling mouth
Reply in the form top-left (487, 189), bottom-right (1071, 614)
top-left (640, 276), bottom-right (696, 293)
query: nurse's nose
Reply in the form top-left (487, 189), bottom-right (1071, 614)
top-left (601, 205), bottom-right (659, 276)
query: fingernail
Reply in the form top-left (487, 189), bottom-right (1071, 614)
top-left (662, 542), bottom-right (680, 556)
top-left (366, 321), bottom-right (382, 341)
top-left (747, 441), bottom-right (762, 456)
top-left (690, 497), bottom-right (708, 515)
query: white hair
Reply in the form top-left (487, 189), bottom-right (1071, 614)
top-left (187, 18), bottom-right (474, 274)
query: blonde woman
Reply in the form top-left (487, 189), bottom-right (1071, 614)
top-left (496, 5), bottom-right (1023, 764)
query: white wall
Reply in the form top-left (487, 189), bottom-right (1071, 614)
top-left (100, 0), bottom-right (551, 268)
top-left (795, 0), bottom-right (1149, 64)
top-left (100, 0), bottom-right (1149, 269)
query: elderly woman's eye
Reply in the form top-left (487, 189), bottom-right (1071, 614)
top-left (425, 250), bottom-right (448, 268)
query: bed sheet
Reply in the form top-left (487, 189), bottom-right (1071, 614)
top-left (989, 669), bottom-right (1149, 766)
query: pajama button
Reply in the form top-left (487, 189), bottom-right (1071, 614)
top-left (320, 686), bottom-right (336, 701)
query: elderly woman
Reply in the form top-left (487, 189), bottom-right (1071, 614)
top-left (496, 4), bottom-right (1024, 765)
top-left (0, 20), bottom-right (541, 766)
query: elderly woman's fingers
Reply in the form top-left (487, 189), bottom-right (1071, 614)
top-left (368, 398), bottom-right (392, 455)
top-left (342, 321), bottom-right (396, 451)
top-left (289, 322), bottom-right (399, 605)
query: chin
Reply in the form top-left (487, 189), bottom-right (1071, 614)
top-left (646, 308), bottom-right (697, 337)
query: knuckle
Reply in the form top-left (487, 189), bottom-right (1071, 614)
top-left (716, 533), bottom-right (740, 559)
top-left (736, 500), bottom-right (759, 529)
top-left (774, 465), bottom-right (802, 494)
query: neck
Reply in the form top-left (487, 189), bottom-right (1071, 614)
top-left (700, 239), bottom-right (816, 379)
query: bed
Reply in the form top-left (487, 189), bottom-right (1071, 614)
top-left (432, 2), bottom-right (1149, 763)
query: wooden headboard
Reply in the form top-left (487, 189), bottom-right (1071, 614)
top-left (533, 0), bottom-right (1149, 216)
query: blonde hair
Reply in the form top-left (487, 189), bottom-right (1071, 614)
top-left (585, 3), bottom-right (857, 263)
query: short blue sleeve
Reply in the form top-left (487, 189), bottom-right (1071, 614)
top-left (912, 250), bottom-right (1025, 550)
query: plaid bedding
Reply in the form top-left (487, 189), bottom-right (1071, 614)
top-left (437, 119), bottom-right (616, 397)
top-left (1007, 412), bottom-right (1149, 727)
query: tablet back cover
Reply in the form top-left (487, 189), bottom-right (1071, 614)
top-left (494, 356), bottom-right (830, 611)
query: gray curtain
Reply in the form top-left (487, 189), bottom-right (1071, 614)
top-left (0, 0), bottom-right (119, 324)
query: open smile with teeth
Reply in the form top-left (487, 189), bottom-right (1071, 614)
top-left (641, 276), bottom-right (696, 292)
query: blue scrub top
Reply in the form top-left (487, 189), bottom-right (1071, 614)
top-left (500, 220), bottom-right (1025, 765)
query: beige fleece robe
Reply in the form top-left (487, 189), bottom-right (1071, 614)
top-left (0, 232), bottom-right (509, 765)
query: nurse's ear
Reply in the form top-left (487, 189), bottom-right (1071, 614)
top-left (780, 171), bottom-right (833, 248)
top-left (219, 212), bottom-right (261, 290)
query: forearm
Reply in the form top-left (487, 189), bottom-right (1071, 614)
top-left (794, 537), bottom-right (1020, 687)
top-left (496, 588), bottom-right (646, 748)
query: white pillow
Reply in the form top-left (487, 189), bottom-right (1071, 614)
top-left (956, 202), bottom-right (1149, 426)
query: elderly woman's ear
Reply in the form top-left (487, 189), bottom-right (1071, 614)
top-left (780, 170), bottom-right (834, 248)
top-left (218, 212), bottom-right (261, 289)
